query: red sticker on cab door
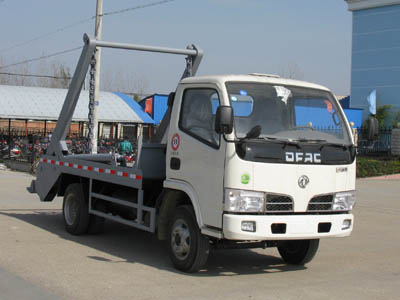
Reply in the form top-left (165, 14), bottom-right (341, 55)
top-left (171, 133), bottom-right (180, 151)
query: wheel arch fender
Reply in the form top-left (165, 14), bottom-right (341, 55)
top-left (58, 173), bottom-right (89, 198)
top-left (163, 179), bottom-right (204, 227)
top-left (156, 180), bottom-right (203, 241)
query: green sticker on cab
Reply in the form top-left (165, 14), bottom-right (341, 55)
top-left (241, 174), bottom-right (250, 184)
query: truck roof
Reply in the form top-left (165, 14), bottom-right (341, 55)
top-left (180, 74), bottom-right (331, 92)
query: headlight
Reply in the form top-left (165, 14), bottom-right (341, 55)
top-left (224, 189), bottom-right (265, 212)
top-left (333, 191), bottom-right (356, 211)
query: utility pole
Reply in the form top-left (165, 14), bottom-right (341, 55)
top-left (90, 0), bottom-right (103, 153)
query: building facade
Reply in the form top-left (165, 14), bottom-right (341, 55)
top-left (0, 85), bottom-right (154, 140)
top-left (346, 0), bottom-right (400, 122)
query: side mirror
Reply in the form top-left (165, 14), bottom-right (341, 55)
top-left (215, 106), bottom-right (233, 134)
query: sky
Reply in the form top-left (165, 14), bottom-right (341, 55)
top-left (0, 0), bottom-right (353, 96)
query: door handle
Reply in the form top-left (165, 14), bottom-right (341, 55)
top-left (170, 157), bottom-right (180, 170)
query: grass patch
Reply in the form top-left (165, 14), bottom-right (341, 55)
top-left (357, 156), bottom-right (400, 178)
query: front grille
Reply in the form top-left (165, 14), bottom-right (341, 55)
top-left (265, 195), bottom-right (293, 212)
top-left (307, 194), bottom-right (334, 211)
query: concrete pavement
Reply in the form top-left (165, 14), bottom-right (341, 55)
top-left (0, 267), bottom-right (57, 300)
top-left (0, 170), bottom-right (399, 300)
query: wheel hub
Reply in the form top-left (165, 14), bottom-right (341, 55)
top-left (171, 219), bottom-right (191, 260)
top-left (64, 194), bottom-right (78, 226)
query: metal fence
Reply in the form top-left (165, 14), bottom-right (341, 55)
top-left (0, 127), bottom-right (50, 138)
top-left (1, 125), bottom-right (394, 168)
top-left (356, 127), bottom-right (392, 156)
top-left (0, 134), bottom-right (126, 164)
top-left (289, 125), bottom-right (393, 156)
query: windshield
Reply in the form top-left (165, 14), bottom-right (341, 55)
top-left (225, 82), bottom-right (351, 145)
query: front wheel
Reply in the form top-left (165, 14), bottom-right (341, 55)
top-left (168, 206), bottom-right (209, 273)
top-left (277, 239), bottom-right (319, 265)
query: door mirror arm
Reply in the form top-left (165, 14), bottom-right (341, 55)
top-left (222, 134), bottom-right (239, 143)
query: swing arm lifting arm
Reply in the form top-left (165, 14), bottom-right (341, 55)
top-left (46, 33), bottom-right (203, 157)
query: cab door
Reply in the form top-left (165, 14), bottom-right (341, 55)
top-left (166, 84), bottom-right (226, 229)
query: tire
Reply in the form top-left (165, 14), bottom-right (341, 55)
top-left (277, 239), bottom-right (319, 265)
top-left (168, 206), bottom-right (209, 273)
top-left (63, 183), bottom-right (90, 235)
top-left (88, 200), bottom-right (106, 234)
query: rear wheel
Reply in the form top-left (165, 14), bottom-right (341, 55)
top-left (63, 183), bottom-right (90, 235)
top-left (277, 239), bottom-right (319, 265)
top-left (168, 206), bottom-right (209, 273)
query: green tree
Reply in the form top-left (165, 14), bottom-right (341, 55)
top-left (376, 104), bottom-right (392, 128)
top-left (133, 94), bottom-right (141, 102)
top-left (51, 63), bottom-right (71, 88)
top-left (392, 110), bottom-right (400, 128)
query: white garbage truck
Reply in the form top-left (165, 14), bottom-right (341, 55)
top-left (28, 34), bottom-right (356, 272)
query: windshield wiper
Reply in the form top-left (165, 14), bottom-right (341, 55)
top-left (238, 135), bottom-right (300, 148)
top-left (295, 138), bottom-right (349, 150)
top-left (261, 136), bottom-right (278, 141)
top-left (318, 142), bottom-right (349, 151)
top-left (296, 138), bottom-right (327, 143)
top-left (238, 125), bottom-right (262, 142)
top-left (258, 136), bottom-right (301, 148)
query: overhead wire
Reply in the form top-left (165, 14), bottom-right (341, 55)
top-left (0, 46), bottom-right (83, 70)
top-left (0, 0), bottom-right (176, 54)
top-left (0, 72), bottom-right (72, 80)
top-left (0, 18), bottom-right (94, 54)
top-left (102, 0), bottom-right (175, 17)
top-left (0, 0), bottom-right (176, 72)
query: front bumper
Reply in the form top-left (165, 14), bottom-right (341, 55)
top-left (223, 213), bottom-right (353, 240)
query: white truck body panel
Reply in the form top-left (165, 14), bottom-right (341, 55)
top-left (224, 145), bottom-right (356, 211)
top-left (223, 213), bottom-right (353, 240)
top-left (166, 83), bottom-right (226, 229)
top-left (180, 74), bottom-right (331, 93)
top-left (223, 143), bottom-right (355, 240)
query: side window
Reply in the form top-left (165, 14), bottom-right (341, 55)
top-left (179, 88), bottom-right (220, 148)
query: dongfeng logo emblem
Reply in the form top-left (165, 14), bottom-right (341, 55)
top-left (298, 175), bottom-right (310, 189)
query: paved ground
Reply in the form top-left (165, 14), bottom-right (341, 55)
top-left (0, 170), bottom-right (399, 300)
top-left (0, 266), bottom-right (57, 300)
top-left (366, 173), bottom-right (400, 180)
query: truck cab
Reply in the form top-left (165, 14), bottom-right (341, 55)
top-left (165, 73), bottom-right (356, 251)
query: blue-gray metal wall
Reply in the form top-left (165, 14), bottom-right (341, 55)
top-left (351, 4), bottom-right (400, 120)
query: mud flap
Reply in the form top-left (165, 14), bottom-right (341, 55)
top-left (34, 162), bottom-right (61, 202)
top-left (27, 180), bottom-right (36, 193)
